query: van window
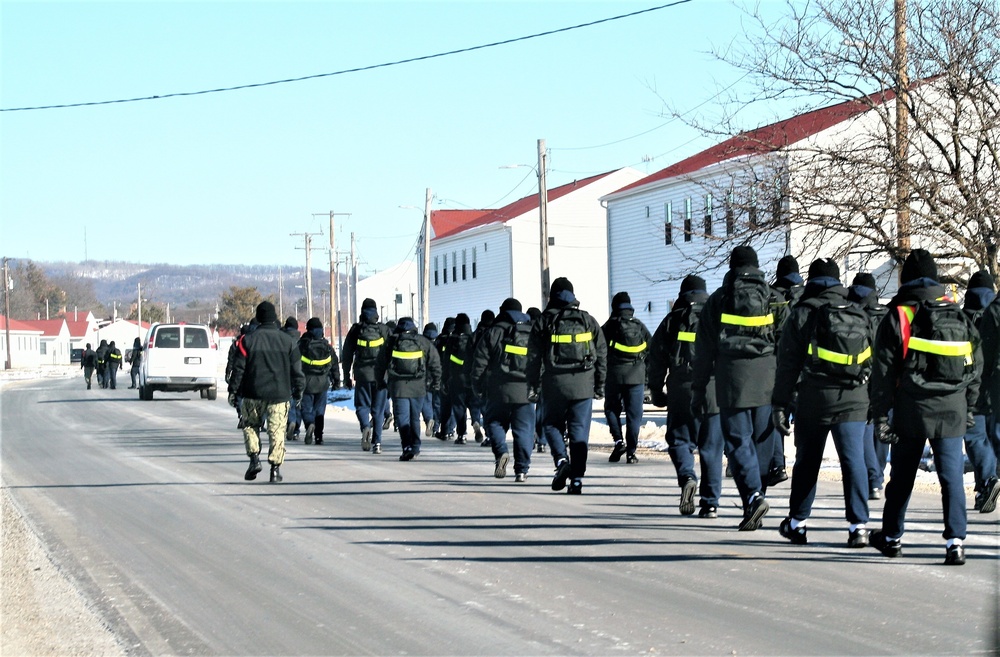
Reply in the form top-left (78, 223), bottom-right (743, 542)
top-left (155, 327), bottom-right (181, 348)
top-left (185, 328), bottom-right (209, 348)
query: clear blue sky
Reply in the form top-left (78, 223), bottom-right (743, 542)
top-left (1, 0), bottom-right (787, 277)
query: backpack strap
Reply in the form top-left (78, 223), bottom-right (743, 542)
top-left (897, 305), bottom-right (915, 359)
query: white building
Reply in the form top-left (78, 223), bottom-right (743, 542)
top-left (19, 319), bottom-right (72, 365)
top-left (354, 259), bottom-right (419, 327)
top-left (0, 316), bottom-right (43, 369)
top-left (427, 167), bottom-right (645, 327)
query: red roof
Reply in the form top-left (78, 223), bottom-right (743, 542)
top-left (18, 319), bottom-right (67, 336)
top-left (432, 171), bottom-right (619, 240)
top-left (0, 316), bottom-right (43, 332)
top-left (611, 93), bottom-right (894, 196)
top-left (65, 319), bottom-right (94, 338)
top-left (430, 209), bottom-right (493, 240)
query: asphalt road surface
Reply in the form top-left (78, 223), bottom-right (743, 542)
top-left (2, 377), bottom-right (998, 656)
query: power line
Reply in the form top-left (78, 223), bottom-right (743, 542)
top-left (2, 1), bottom-right (693, 113)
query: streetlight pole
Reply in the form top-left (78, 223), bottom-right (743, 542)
top-left (537, 139), bottom-right (550, 306)
top-left (3, 257), bottom-right (12, 370)
top-left (422, 187), bottom-right (432, 328)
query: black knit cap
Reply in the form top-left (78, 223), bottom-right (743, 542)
top-left (284, 317), bottom-right (299, 330)
top-left (969, 270), bottom-right (995, 290)
top-left (807, 257), bottom-right (840, 281)
top-left (256, 301), bottom-right (278, 325)
top-left (306, 317), bottom-right (323, 331)
top-left (500, 298), bottom-right (522, 312)
top-left (776, 255), bottom-right (799, 278)
top-left (526, 307), bottom-right (542, 321)
top-left (680, 275), bottom-right (707, 294)
top-left (729, 245), bottom-right (759, 269)
top-left (480, 309), bottom-right (495, 323)
top-left (611, 291), bottom-right (631, 308)
top-left (852, 272), bottom-right (877, 288)
top-left (362, 298), bottom-right (377, 310)
top-left (550, 277), bottom-right (574, 295)
top-left (455, 313), bottom-right (471, 327)
top-left (900, 249), bottom-right (937, 283)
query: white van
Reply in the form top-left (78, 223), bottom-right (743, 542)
top-left (138, 323), bottom-right (219, 401)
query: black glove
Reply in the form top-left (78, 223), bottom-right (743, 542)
top-left (967, 411), bottom-right (976, 430)
top-left (691, 390), bottom-right (707, 417)
top-left (343, 375), bottom-right (353, 390)
top-left (771, 406), bottom-right (791, 437)
top-left (874, 419), bottom-right (898, 445)
top-left (650, 388), bottom-right (668, 408)
top-left (594, 386), bottom-right (605, 401)
top-left (228, 392), bottom-right (238, 408)
top-left (527, 386), bottom-right (539, 404)
top-left (643, 387), bottom-right (652, 404)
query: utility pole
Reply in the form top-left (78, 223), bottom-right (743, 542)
top-left (137, 282), bottom-right (142, 340)
top-left (3, 257), bottom-right (12, 370)
top-left (344, 254), bottom-right (354, 328)
top-left (291, 227), bottom-right (323, 320)
top-left (894, 0), bottom-right (910, 255)
top-left (537, 138), bottom-right (550, 306)
top-left (278, 266), bottom-right (283, 319)
top-left (420, 187), bottom-right (432, 328)
top-left (329, 212), bottom-right (336, 344)
top-left (350, 232), bottom-right (358, 320)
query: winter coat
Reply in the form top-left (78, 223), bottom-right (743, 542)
top-left (228, 322), bottom-right (305, 403)
top-left (979, 296), bottom-right (1000, 416)
top-left (647, 289), bottom-right (718, 415)
top-left (298, 328), bottom-right (339, 395)
top-left (341, 308), bottom-right (392, 384)
top-left (964, 286), bottom-right (996, 415)
top-left (772, 280), bottom-right (870, 424)
top-left (469, 309), bottom-right (533, 405)
top-left (386, 318), bottom-right (442, 399)
top-left (869, 278), bottom-right (982, 439)
top-left (601, 305), bottom-right (652, 386)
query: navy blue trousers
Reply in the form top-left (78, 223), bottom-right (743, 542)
top-left (882, 434), bottom-right (966, 540)
top-left (964, 414), bottom-right (998, 494)
top-left (698, 413), bottom-right (724, 507)
top-left (300, 390), bottom-right (328, 426)
top-left (487, 401), bottom-right (536, 474)
top-left (354, 382), bottom-right (388, 445)
top-left (862, 421), bottom-right (889, 490)
top-left (604, 382), bottom-right (644, 454)
top-left (720, 406), bottom-right (773, 507)
top-left (542, 397), bottom-right (594, 480)
top-left (788, 419), bottom-right (869, 525)
top-left (394, 396), bottom-right (424, 454)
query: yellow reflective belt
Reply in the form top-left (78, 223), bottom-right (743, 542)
top-left (302, 356), bottom-right (332, 366)
top-left (449, 354), bottom-right (465, 365)
top-left (677, 331), bottom-right (696, 343)
top-left (552, 332), bottom-right (593, 343)
top-left (392, 350), bottom-right (423, 359)
top-left (908, 337), bottom-right (973, 360)
top-left (358, 337), bottom-right (384, 348)
top-left (808, 344), bottom-right (872, 365)
top-left (504, 344), bottom-right (528, 356)
top-left (610, 340), bottom-right (647, 354)
top-left (720, 313), bottom-right (774, 327)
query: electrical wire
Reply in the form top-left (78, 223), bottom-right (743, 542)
top-left (2, 1), bottom-right (692, 113)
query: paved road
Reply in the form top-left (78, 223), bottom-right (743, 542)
top-left (2, 377), bottom-right (998, 656)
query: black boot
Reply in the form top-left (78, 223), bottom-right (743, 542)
top-left (314, 416), bottom-right (325, 445)
top-left (245, 454), bottom-right (262, 481)
top-left (270, 464), bottom-right (283, 483)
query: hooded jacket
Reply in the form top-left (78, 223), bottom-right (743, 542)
top-left (526, 288), bottom-right (608, 401)
top-left (964, 286), bottom-right (996, 414)
top-left (648, 289), bottom-right (718, 415)
top-left (601, 301), bottom-right (652, 386)
top-left (443, 319), bottom-right (474, 392)
top-left (386, 318), bottom-right (442, 399)
top-left (772, 279), bottom-right (870, 424)
top-left (469, 308), bottom-right (533, 405)
top-left (979, 296), bottom-right (1000, 416)
top-left (298, 327), bottom-right (340, 395)
top-left (341, 307), bottom-right (392, 384)
top-left (870, 278), bottom-right (982, 439)
top-left (229, 321), bottom-right (306, 403)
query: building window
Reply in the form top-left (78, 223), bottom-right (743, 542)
top-left (645, 206), bottom-right (650, 218)
top-left (704, 195), bottom-right (713, 236)
top-left (771, 179), bottom-right (784, 223)
top-left (462, 250), bottom-right (467, 281)
top-left (452, 252), bottom-right (457, 283)
top-left (40, 342), bottom-right (47, 355)
top-left (684, 198), bottom-right (692, 242)
top-left (434, 256), bottom-right (439, 286)
top-left (664, 202), bottom-right (673, 245)
top-left (748, 188), bottom-right (759, 230)
top-left (726, 192), bottom-right (735, 236)
top-left (472, 247), bottom-right (477, 279)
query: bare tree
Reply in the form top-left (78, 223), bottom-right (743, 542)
top-left (668, 0), bottom-right (1000, 280)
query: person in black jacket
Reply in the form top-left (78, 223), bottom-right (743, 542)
top-left (421, 322), bottom-right (439, 436)
top-left (127, 337), bottom-right (143, 389)
top-left (847, 272), bottom-right (890, 500)
top-left (526, 306), bottom-right (546, 454)
top-left (648, 275), bottom-right (723, 517)
top-left (341, 299), bottom-right (392, 454)
top-left (767, 255), bottom-right (805, 484)
top-left (228, 301), bottom-right (306, 483)
top-left (387, 317), bottom-right (442, 461)
top-left (961, 271), bottom-right (999, 513)
top-left (470, 298), bottom-right (535, 481)
top-left (468, 309), bottom-right (495, 444)
top-left (980, 291), bottom-right (1000, 502)
top-left (869, 250), bottom-right (982, 565)
top-left (527, 277), bottom-right (608, 494)
top-left (298, 317), bottom-right (340, 446)
top-left (691, 246), bottom-right (777, 530)
top-left (81, 343), bottom-right (97, 389)
top-left (443, 313), bottom-right (475, 444)
top-left (433, 317), bottom-right (457, 441)
top-left (601, 291), bottom-right (652, 465)
top-left (282, 317), bottom-right (302, 441)
top-left (772, 259), bottom-right (873, 548)
top-left (106, 341), bottom-right (123, 390)
top-left (95, 339), bottom-right (109, 389)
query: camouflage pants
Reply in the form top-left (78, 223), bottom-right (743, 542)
top-left (240, 398), bottom-right (289, 465)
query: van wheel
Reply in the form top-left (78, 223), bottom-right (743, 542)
top-left (200, 389), bottom-right (208, 399)
top-left (140, 385), bottom-right (153, 401)
top-left (206, 387), bottom-right (218, 401)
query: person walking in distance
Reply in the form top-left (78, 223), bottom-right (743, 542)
top-left (341, 298), bottom-right (392, 454)
top-left (766, 255), bottom-right (805, 486)
top-left (527, 277), bottom-right (608, 494)
top-left (387, 317), bottom-right (442, 461)
top-left (95, 339), bottom-right (109, 389)
top-left (442, 313), bottom-right (475, 444)
top-left (281, 317), bottom-right (303, 441)
top-left (127, 337), bottom-right (143, 389)
top-left (468, 309), bottom-right (495, 444)
top-left (81, 343), bottom-right (97, 390)
top-left (978, 285), bottom-right (1000, 511)
top-left (469, 297), bottom-right (535, 481)
top-left (691, 246), bottom-right (777, 530)
top-left (421, 323), bottom-right (440, 437)
top-left (228, 301), bottom-right (305, 483)
top-left (106, 341), bottom-right (123, 390)
top-left (869, 249), bottom-right (982, 565)
top-left (772, 258), bottom-right (874, 548)
top-left (648, 275), bottom-right (724, 518)
top-left (601, 291), bottom-right (652, 465)
top-left (298, 317), bottom-right (340, 446)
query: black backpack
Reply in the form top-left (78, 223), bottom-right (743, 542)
top-left (389, 332), bottom-right (426, 380)
top-left (548, 307), bottom-right (595, 372)
top-left (900, 300), bottom-right (976, 395)
top-left (669, 301), bottom-right (703, 374)
top-left (354, 323), bottom-right (385, 367)
top-left (802, 300), bottom-right (873, 386)
top-left (608, 316), bottom-right (647, 363)
top-left (719, 274), bottom-right (776, 358)
top-left (499, 321), bottom-right (532, 381)
top-left (301, 337), bottom-right (333, 374)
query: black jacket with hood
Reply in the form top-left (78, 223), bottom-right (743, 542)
top-left (341, 307), bottom-right (392, 385)
top-left (601, 298), bottom-right (652, 387)
top-left (469, 307), bottom-right (533, 405)
top-left (648, 289), bottom-right (719, 415)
